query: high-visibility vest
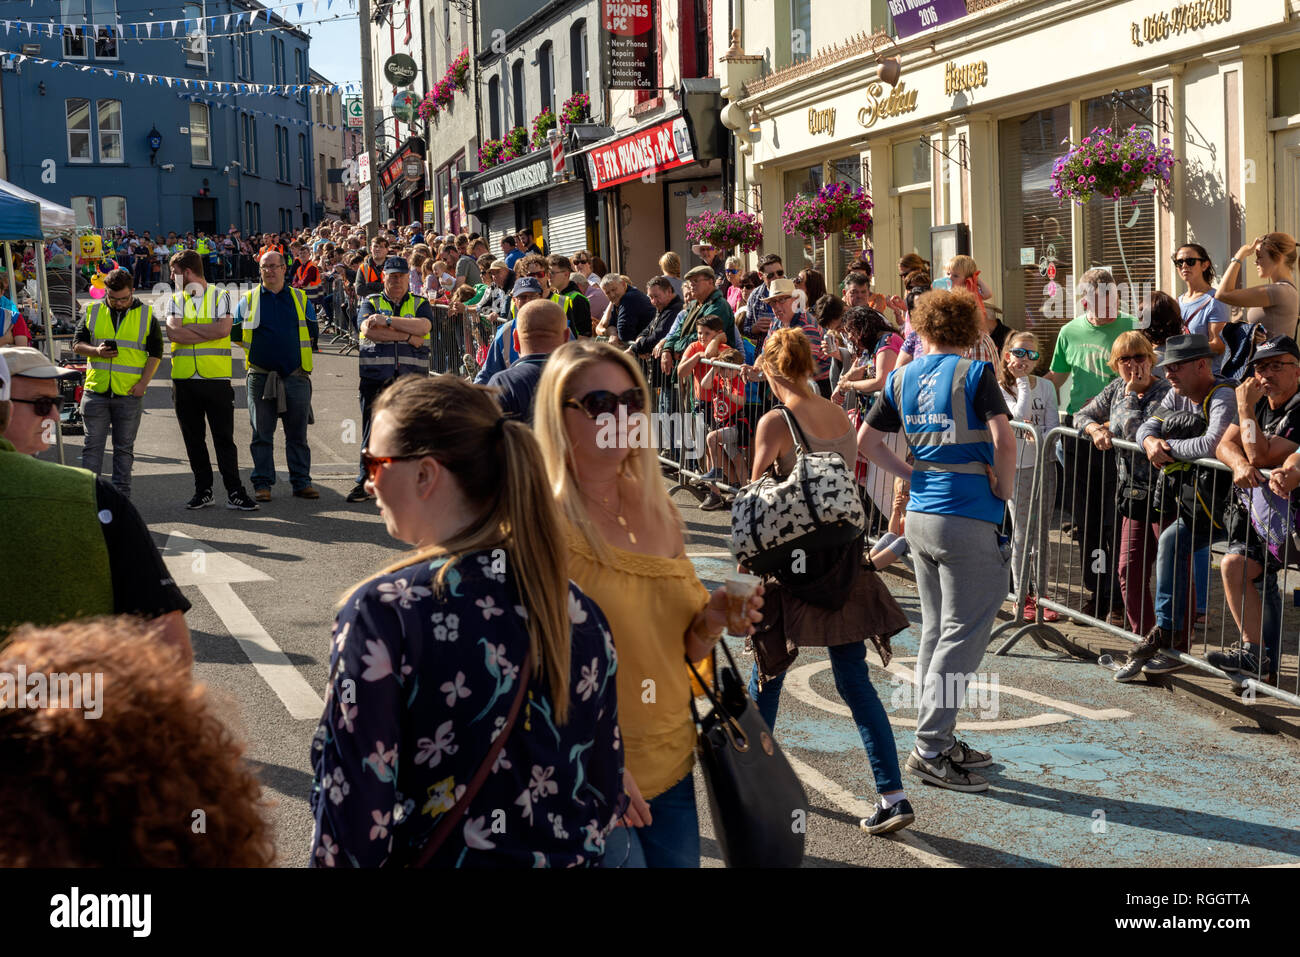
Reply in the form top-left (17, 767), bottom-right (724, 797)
top-left (296, 262), bottom-right (324, 300)
top-left (170, 285), bottom-right (232, 380)
top-left (83, 300), bottom-right (154, 395)
top-left (359, 293), bottom-right (430, 381)
top-left (238, 285), bottom-right (312, 373)
top-left (196, 237), bottom-right (212, 256)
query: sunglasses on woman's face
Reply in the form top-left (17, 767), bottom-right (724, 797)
top-left (1008, 348), bottom-right (1039, 361)
top-left (360, 447), bottom-right (429, 483)
top-left (564, 388), bottom-right (646, 419)
top-left (10, 395), bottom-right (63, 417)
top-left (1172, 257), bottom-right (1204, 268)
top-left (1115, 354), bottom-right (1149, 365)
top-left (574, 258), bottom-right (590, 265)
top-left (726, 268), bottom-right (739, 274)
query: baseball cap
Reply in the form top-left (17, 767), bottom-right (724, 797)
top-left (382, 256), bottom-right (410, 274)
top-left (0, 351), bottom-right (9, 401)
top-left (511, 277), bottom-right (543, 297)
top-left (0, 346), bottom-right (79, 380)
top-left (1248, 335), bottom-right (1300, 369)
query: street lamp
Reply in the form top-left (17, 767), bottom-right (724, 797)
top-left (148, 127), bottom-right (162, 166)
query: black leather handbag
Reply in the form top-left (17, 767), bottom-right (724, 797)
top-left (687, 641), bottom-right (807, 868)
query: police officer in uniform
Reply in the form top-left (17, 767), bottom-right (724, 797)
top-left (346, 255), bottom-right (434, 503)
top-left (165, 250), bottom-right (257, 511)
top-left (70, 267), bottom-right (162, 499)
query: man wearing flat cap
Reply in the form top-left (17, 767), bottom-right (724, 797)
top-left (348, 255), bottom-right (434, 503)
top-left (1212, 334), bottom-right (1300, 686)
top-left (1116, 334), bottom-right (1239, 681)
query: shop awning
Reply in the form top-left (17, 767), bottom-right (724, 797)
top-left (571, 112), bottom-right (698, 191)
top-left (461, 150), bottom-right (553, 213)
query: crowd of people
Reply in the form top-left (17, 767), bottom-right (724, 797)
top-left (1, 211), bottom-right (1297, 867)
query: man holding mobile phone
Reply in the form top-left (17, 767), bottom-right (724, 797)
top-left (71, 268), bottom-right (162, 499)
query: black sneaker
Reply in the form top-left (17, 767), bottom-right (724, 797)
top-left (1128, 625), bottom-right (1168, 663)
top-left (860, 798), bottom-right (915, 835)
top-left (226, 488), bottom-right (259, 511)
top-left (186, 489), bottom-right (214, 510)
top-left (905, 750), bottom-right (989, 792)
top-left (1141, 652), bottom-right (1188, 675)
top-left (700, 491), bottom-right (727, 511)
top-left (345, 483), bottom-right (371, 503)
top-left (1207, 643), bottom-right (1272, 676)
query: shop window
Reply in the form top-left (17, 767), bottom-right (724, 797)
top-left (998, 103), bottom-right (1075, 355)
top-left (783, 164), bottom-right (826, 278)
top-left (790, 0), bottom-right (811, 63)
top-left (1081, 87), bottom-right (1157, 323)
top-left (1276, 50), bottom-right (1300, 118)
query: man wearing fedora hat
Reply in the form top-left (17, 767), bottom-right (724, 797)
top-left (1211, 334), bottom-right (1300, 685)
top-left (1121, 333), bottom-right (1238, 682)
top-left (743, 277), bottom-right (831, 396)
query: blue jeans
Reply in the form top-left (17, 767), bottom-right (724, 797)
top-left (246, 371), bottom-right (312, 491)
top-left (748, 641), bottom-right (903, 794)
top-left (1193, 546), bottom-right (1210, 615)
top-left (1154, 514), bottom-right (1215, 640)
top-left (80, 390), bottom-right (143, 499)
top-left (601, 771), bottom-right (699, 868)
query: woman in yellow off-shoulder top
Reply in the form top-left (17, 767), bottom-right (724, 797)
top-left (534, 339), bottom-right (764, 868)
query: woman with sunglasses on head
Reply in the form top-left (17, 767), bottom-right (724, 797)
top-left (745, 328), bottom-right (913, 834)
top-left (998, 332), bottom-right (1060, 622)
top-left (724, 256), bottom-right (745, 312)
top-left (1071, 332), bottom-right (1171, 640)
top-left (1174, 244), bottom-right (1229, 371)
top-left (533, 340), bottom-right (765, 868)
top-left (311, 375), bottom-right (626, 868)
top-left (1215, 233), bottom-right (1299, 340)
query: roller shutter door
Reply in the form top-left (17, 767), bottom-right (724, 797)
top-left (545, 181), bottom-right (587, 259)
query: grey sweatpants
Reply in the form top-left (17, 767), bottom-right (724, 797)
top-left (906, 510), bottom-right (1009, 755)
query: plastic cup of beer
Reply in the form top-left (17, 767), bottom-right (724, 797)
top-left (724, 572), bottom-right (761, 635)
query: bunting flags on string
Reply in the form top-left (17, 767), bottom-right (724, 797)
top-left (0, 50), bottom-right (361, 95)
top-left (177, 92), bottom-right (343, 132)
top-left (0, 0), bottom-right (339, 38)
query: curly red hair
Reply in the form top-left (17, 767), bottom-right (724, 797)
top-left (0, 617), bottom-right (275, 866)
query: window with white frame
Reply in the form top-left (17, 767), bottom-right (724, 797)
top-left (66, 98), bottom-right (91, 162)
top-left (238, 25), bottom-right (252, 79)
top-left (92, 0), bottom-right (117, 58)
top-left (97, 99), bottom-right (122, 162)
top-left (184, 3), bottom-right (206, 67)
top-left (60, 0), bottom-right (87, 58)
top-left (102, 196), bottom-right (127, 228)
top-left (189, 103), bottom-right (211, 165)
top-left (71, 196), bottom-right (95, 228)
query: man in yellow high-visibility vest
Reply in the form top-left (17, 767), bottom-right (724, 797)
top-left (70, 267), bottom-right (162, 499)
top-left (165, 250), bottom-right (258, 511)
top-left (232, 250), bottom-right (320, 502)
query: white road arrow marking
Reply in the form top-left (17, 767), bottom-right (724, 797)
top-left (162, 531), bottom-right (325, 720)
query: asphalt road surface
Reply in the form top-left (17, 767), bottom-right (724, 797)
top-left (44, 341), bottom-right (1300, 868)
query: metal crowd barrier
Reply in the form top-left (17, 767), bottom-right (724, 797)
top-left (1000, 425), bottom-right (1300, 707)
top-left (427, 303), bottom-right (472, 377)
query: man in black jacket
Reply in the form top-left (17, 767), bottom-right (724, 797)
top-left (630, 276), bottom-right (682, 356)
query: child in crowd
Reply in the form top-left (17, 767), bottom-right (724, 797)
top-left (699, 346), bottom-right (749, 509)
top-left (999, 330), bottom-right (1060, 620)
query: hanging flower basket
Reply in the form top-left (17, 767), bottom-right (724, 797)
top-left (685, 210), bottom-right (764, 253)
top-left (530, 107), bottom-right (557, 152)
top-left (1050, 124), bottom-right (1176, 207)
top-left (559, 92), bottom-right (590, 134)
top-left (781, 183), bottom-right (873, 240)
top-left (416, 48), bottom-right (470, 121)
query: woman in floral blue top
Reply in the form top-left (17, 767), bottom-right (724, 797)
top-left (310, 374), bottom-right (625, 867)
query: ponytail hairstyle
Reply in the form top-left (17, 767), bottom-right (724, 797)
top-left (348, 374), bottom-right (572, 723)
top-left (999, 330), bottom-right (1040, 395)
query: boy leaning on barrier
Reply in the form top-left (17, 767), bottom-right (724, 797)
top-left (1213, 335), bottom-right (1300, 686)
top-left (1122, 334), bottom-right (1238, 682)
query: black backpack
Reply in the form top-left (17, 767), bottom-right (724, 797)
top-left (1219, 321), bottom-right (1267, 381)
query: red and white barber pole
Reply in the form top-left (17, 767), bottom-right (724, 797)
top-left (548, 129), bottom-right (566, 181)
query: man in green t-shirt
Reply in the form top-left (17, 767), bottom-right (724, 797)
top-left (1045, 267), bottom-right (1134, 622)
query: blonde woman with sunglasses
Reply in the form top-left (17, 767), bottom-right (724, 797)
top-left (534, 340), bottom-right (764, 868)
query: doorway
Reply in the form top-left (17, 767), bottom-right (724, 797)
top-left (1276, 127), bottom-right (1300, 241)
top-left (192, 197), bottom-right (217, 235)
